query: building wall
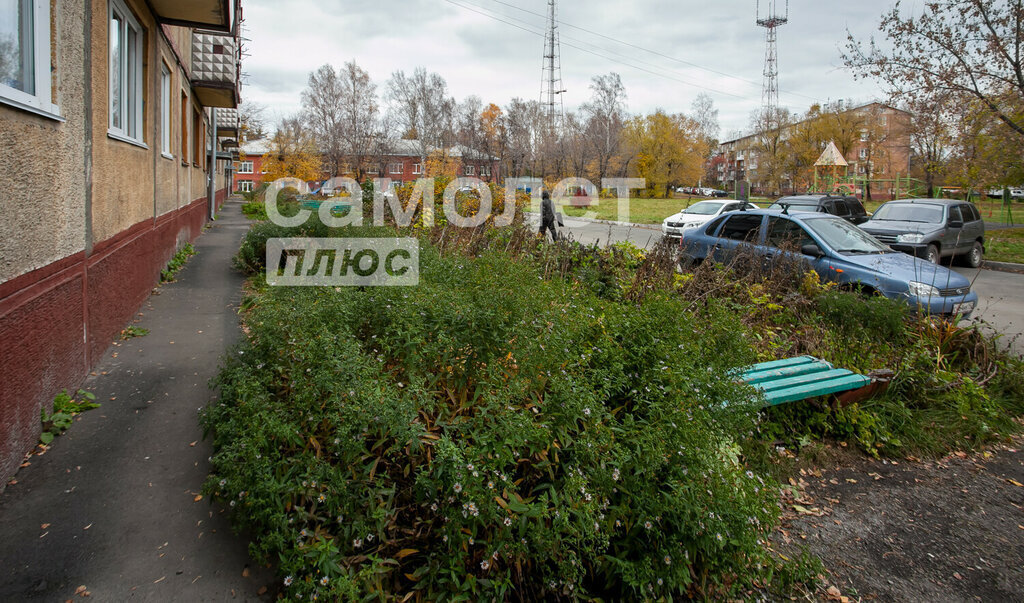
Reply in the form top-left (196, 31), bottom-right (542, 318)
top-left (0, 0), bottom-right (234, 486)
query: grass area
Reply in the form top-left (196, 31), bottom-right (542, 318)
top-left (985, 227), bottom-right (1024, 264)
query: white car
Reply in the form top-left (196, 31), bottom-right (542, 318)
top-left (662, 200), bottom-right (758, 238)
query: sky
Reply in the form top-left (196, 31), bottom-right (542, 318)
top-left (240, 0), bottom-right (903, 138)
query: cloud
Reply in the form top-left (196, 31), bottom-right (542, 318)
top-left (240, 0), bottom-right (896, 134)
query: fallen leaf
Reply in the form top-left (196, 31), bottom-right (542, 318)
top-left (395, 548), bottom-right (419, 559)
top-left (154, 576), bottom-right (165, 584)
top-left (83, 524), bottom-right (92, 530)
top-left (189, 441), bottom-right (197, 447)
top-left (1007, 479), bottom-right (1023, 487)
top-left (193, 494), bottom-right (203, 502)
top-left (954, 572), bottom-right (963, 580)
top-left (41, 523), bottom-right (50, 529)
top-left (242, 567), bottom-right (250, 578)
top-left (75, 586), bottom-right (87, 595)
top-left (827, 585), bottom-right (842, 598)
top-left (257, 586), bottom-right (268, 595)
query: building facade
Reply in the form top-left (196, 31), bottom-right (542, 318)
top-left (714, 102), bottom-right (912, 198)
top-left (0, 0), bottom-right (242, 485)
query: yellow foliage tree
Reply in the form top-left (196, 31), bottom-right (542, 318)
top-left (259, 117), bottom-right (323, 184)
top-left (424, 149), bottom-right (462, 179)
top-left (624, 111), bottom-right (707, 197)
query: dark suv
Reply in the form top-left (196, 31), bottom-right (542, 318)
top-left (860, 199), bottom-right (985, 267)
top-left (767, 195), bottom-right (869, 225)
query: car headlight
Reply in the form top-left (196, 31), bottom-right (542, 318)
top-left (897, 233), bottom-right (925, 243)
top-left (908, 281), bottom-right (940, 298)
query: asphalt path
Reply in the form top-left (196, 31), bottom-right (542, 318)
top-left (537, 215), bottom-right (1024, 354)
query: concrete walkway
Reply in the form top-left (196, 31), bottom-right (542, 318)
top-left (0, 199), bottom-right (274, 601)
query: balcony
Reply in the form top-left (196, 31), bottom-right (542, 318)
top-left (151, 0), bottom-right (233, 32)
top-left (191, 31), bottom-right (239, 108)
top-left (215, 107), bottom-right (239, 136)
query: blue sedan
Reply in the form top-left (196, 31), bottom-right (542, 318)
top-left (679, 209), bottom-right (977, 317)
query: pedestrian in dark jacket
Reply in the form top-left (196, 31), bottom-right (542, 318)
top-left (539, 191), bottom-right (559, 241)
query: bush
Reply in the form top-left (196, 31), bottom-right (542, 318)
top-left (203, 238), bottom-right (782, 600)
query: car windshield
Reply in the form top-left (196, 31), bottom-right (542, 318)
top-left (872, 203), bottom-right (944, 223)
top-left (804, 217), bottom-right (891, 255)
top-left (681, 201), bottom-right (724, 215)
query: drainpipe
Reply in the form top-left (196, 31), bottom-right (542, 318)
top-left (208, 107), bottom-right (217, 220)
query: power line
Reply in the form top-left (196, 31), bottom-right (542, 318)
top-left (443, 0), bottom-right (753, 100)
top-left (478, 0), bottom-right (819, 104)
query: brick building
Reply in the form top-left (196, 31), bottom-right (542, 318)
top-left (0, 0), bottom-right (243, 485)
top-left (714, 102), bottom-right (912, 198)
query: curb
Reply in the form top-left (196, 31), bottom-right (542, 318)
top-left (982, 260), bottom-right (1024, 274)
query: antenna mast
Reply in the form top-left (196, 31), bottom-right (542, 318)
top-left (540, 0), bottom-right (565, 135)
top-left (756, 0), bottom-right (788, 130)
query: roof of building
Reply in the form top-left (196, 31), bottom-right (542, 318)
top-left (239, 138), bottom-right (272, 156)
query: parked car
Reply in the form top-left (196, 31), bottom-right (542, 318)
top-left (987, 187), bottom-right (1024, 199)
top-left (859, 199), bottom-right (985, 267)
top-left (679, 209), bottom-right (977, 317)
top-left (768, 194), bottom-right (869, 225)
top-left (662, 200), bottom-right (758, 238)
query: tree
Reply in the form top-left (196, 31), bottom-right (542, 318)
top-left (843, 0), bottom-right (1024, 140)
top-left (691, 93), bottom-right (720, 186)
top-left (906, 93), bottom-right (953, 196)
top-left (301, 64), bottom-right (345, 176)
top-left (337, 60), bottom-right (379, 180)
top-left (582, 73), bottom-right (627, 185)
top-left (625, 110), bottom-right (706, 197)
top-left (386, 68), bottom-right (456, 163)
top-left (747, 107), bottom-right (794, 195)
top-left (260, 116), bottom-right (323, 183)
top-left (239, 100), bottom-right (267, 141)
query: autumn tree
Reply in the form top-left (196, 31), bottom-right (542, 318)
top-left (844, 0), bottom-right (1024, 141)
top-left (905, 92), bottom-right (953, 196)
top-left (747, 107), bottom-right (794, 195)
top-left (260, 116), bottom-right (323, 183)
top-left (625, 110), bottom-right (706, 197)
top-left (386, 68), bottom-right (456, 163)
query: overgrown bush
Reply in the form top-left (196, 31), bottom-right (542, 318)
top-left (204, 235), bottom-right (785, 600)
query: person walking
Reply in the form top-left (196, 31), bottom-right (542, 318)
top-left (539, 190), bottom-right (559, 241)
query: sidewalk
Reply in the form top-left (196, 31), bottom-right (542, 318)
top-left (0, 199), bottom-right (274, 600)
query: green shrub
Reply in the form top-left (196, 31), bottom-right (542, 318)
top-left (203, 239), bottom-right (780, 600)
top-left (161, 243), bottom-right (196, 282)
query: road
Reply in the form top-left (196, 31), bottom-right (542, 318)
top-left (543, 215), bottom-right (1024, 353)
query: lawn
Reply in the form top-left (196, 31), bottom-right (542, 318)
top-left (985, 227), bottom-right (1024, 264)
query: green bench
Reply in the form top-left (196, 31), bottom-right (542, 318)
top-left (739, 356), bottom-right (871, 406)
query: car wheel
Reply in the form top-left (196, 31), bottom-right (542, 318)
top-left (964, 241), bottom-right (983, 268)
top-left (925, 244), bottom-right (940, 264)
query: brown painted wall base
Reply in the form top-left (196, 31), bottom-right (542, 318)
top-left (0, 191), bottom-right (225, 486)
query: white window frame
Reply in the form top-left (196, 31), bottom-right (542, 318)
top-left (858, 148), bottom-right (868, 160)
top-left (464, 165), bottom-right (475, 176)
top-left (366, 165), bottom-right (379, 175)
top-left (160, 62), bottom-right (172, 157)
top-left (239, 160), bottom-right (254, 174)
top-left (108, 0), bottom-right (145, 146)
top-left (389, 162), bottom-right (403, 175)
top-left (480, 165), bottom-right (491, 177)
top-left (411, 163), bottom-right (422, 175)
top-left (238, 180), bottom-right (253, 192)
top-left (0, 0), bottom-right (60, 119)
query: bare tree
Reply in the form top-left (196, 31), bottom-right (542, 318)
top-left (337, 60), bottom-right (378, 180)
top-left (301, 64), bottom-right (345, 176)
top-left (386, 68), bottom-right (456, 163)
top-left (582, 73), bottom-right (627, 185)
top-left (691, 92), bottom-right (720, 185)
top-left (239, 100), bottom-right (268, 141)
top-left (906, 93), bottom-right (953, 196)
top-left (844, 0), bottom-right (1024, 139)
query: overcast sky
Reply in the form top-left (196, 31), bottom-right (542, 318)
top-left (241, 0), bottom-right (902, 137)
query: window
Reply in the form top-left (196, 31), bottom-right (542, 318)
top-left (464, 165), bottom-right (475, 176)
top-left (948, 205), bottom-right (963, 224)
top-left (765, 217), bottom-right (813, 249)
top-left (0, 0), bottom-right (58, 117)
top-left (858, 149), bottom-right (868, 160)
top-left (859, 129), bottom-right (868, 142)
top-left (880, 115), bottom-right (888, 127)
top-left (411, 163), bottom-right (422, 175)
top-left (389, 163), bottom-right (403, 174)
top-left (239, 160), bottom-right (253, 174)
top-left (109, 0), bottom-right (144, 144)
top-left (238, 180), bottom-right (253, 193)
top-left (366, 165), bottom-right (379, 175)
top-left (180, 91), bottom-right (188, 161)
top-left (160, 63), bottom-right (171, 156)
top-left (480, 165), bottom-right (491, 177)
top-left (718, 214), bottom-right (763, 242)
top-left (192, 107), bottom-right (202, 166)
